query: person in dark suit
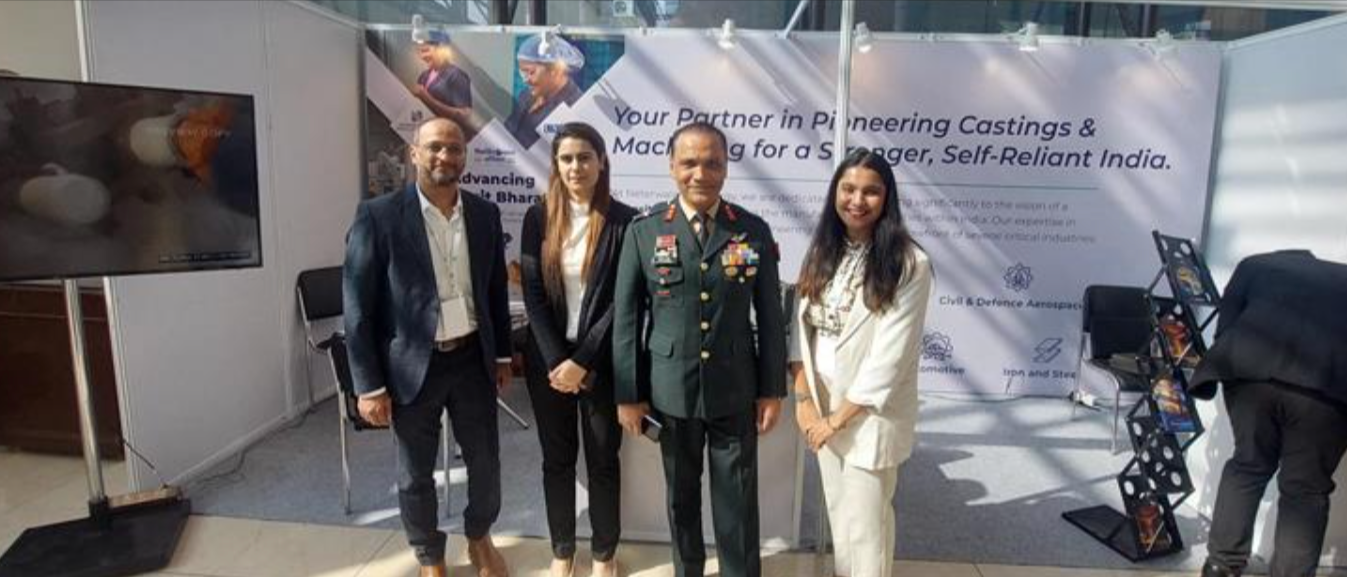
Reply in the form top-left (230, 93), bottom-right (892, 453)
top-left (520, 122), bottom-right (636, 577)
top-left (612, 122), bottom-right (788, 577)
top-left (344, 118), bottom-right (512, 577)
top-left (1190, 250), bottom-right (1347, 577)
top-left (411, 30), bottom-right (474, 137)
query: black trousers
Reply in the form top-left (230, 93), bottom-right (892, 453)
top-left (660, 410), bottom-right (760, 577)
top-left (1206, 380), bottom-right (1347, 577)
top-left (392, 340), bottom-right (500, 566)
top-left (524, 340), bottom-right (623, 560)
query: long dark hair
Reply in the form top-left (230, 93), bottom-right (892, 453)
top-left (797, 148), bottom-right (920, 313)
top-left (542, 122), bottom-right (612, 297)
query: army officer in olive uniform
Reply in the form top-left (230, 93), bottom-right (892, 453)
top-left (612, 122), bottom-right (787, 577)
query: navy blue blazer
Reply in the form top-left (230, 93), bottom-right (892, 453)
top-left (343, 185), bottom-right (512, 404)
top-left (1190, 250), bottom-right (1347, 405)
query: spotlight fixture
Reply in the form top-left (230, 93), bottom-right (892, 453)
top-left (538, 28), bottom-right (555, 55)
top-left (854, 22), bottom-right (873, 54)
top-left (1150, 28), bottom-right (1176, 58)
top-left (411, 13), bottom-right (429, 44)
top-left (717, 18), bottom-right (738, 50)
top-left (1016, 22), bottom-right (1040, 52)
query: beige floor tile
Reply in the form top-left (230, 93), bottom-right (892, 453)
top-left (359, 533), bottom-right (561, 577)
top-left (0, 452), bottom-right (85, 513)
top-left (892, 559), bottom-right (984, 577)
top-left (166, 515), bottom-right (393, 577)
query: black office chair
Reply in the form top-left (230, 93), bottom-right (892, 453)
top-left (1073, 285), bottom-right (1155, 453)
top-left (296, 266), bottom-right (452, 515)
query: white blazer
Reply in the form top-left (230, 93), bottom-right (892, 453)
top-left (791, 247), bottom-right (932, 471)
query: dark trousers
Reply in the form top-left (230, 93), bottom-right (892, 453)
top-left (1206, 380), bottom-right (1347, 577)
top-left (660, 410), bottom-right (760, 577)
top-left (524, 342), bottom-right (623, 561)
top-left (392, 340), bottom-right (500, 566)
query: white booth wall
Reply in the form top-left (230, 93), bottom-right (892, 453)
top-left (1195, 12), bottom-right (1347, 566)
top-left (0, 0), bottom-right (79, 80)
top-left (78, 0), bottom-right (363, 488)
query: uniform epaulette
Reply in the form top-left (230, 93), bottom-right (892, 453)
top-left (634, 201), bottom-right (671, 222)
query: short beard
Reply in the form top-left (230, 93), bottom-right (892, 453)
top-left (426, 170), bottom-right (459, 186)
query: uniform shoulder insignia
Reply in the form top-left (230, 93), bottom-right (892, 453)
top-left (634, 201), bottom-right (669, 222)
top-left (723, 202), bottom-right (739, 222)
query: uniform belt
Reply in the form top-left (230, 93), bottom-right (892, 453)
top-left (434, 333), bottom-right (475, 353)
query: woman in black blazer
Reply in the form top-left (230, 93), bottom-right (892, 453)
top-left (520, 122), bottom-right (636, 577)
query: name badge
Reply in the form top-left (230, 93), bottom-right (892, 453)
top-left (440, 294), bottom-right (471, 335)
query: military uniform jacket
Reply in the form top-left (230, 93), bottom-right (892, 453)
top-left (612, 199), bottom-right (787, 420)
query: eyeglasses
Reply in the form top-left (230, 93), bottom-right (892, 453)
top-left (419, 142), bottom-right (463, 156)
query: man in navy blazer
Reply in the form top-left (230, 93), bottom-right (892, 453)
top-left (344, 118), bottom-right (512, 577)
top-left (1190, 250), bottom-right (1347, 577)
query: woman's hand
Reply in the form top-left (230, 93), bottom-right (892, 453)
top-left (549, 359), bottom-right (588, 394)
top-left (795, 399), bottom-right (820, 434)
top-left (806, 418), bottom-right (836, 451)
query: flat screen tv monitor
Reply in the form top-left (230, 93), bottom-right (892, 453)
top-left (0, 76), bottom-right (261, 282)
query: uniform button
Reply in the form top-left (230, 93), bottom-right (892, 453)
top-left (700, 321), bottom-right (710, 331)
top-left (700, 262), bottom-right (709, 272)
top-left (700, 350), bottom-right (710, 360)
top-left (659, 278), bottom-right (667, 285)
top-left (700, 292), bottom-right (710, 302)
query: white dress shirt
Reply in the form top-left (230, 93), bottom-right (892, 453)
top-left (418, 185), bottom-right (477, 341)
top-left (562, 200), bottom-right (592, 341)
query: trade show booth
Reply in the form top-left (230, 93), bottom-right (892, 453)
top-left (1, 0), bottom-right (1346, 573)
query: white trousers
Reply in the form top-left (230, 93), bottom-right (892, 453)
top-left (818, 446), bottom-right (900, 577)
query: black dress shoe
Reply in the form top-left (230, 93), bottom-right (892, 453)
top-left (1201, 560), bottom-right (1241, 577)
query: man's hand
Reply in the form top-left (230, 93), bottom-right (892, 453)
top-left (495, 363), bottom-right (513, 393)
top-left (756, 398), bottom-right (782, 435)
top-left (548, 359), bottom-right (588, 394)
top-left (357, 393), bottom-right (392, 427)
top-left (618, 402), bottom-right (650, 437)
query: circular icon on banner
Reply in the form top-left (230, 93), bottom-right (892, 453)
top-left (1003, 262), bottom-right (1034, 292)
top-left (921, 331), bottom-right (954, 362)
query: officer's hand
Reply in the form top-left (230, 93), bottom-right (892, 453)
top-left (549, 360), bottom-right (587, 394)
top-left (756, 398), bottom-right (782, 435)
top-left (495, 363), bottom-right (513, 393)
top-left (618, 403), bottom-right (650, 437)
top-left (357, 393), bottom-right (392, 427)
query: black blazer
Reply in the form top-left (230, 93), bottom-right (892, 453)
top-left (520, 199), bottom-right (637, 396)
top-left (1190, 250), bottom-right (1347, 405)
top-left (343, 185), bottom-right (511, 404)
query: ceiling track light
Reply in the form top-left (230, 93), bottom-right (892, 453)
top-left (717, 18), bottom-right (738, 50)
top-left (411, 13), bottom-right (429, 44)
top-left (1016, 22), bottom-right (1040, 52)
top-left (1150, 29), bottom-right (1177, 58)
top-left (854, 22), bottom-right (873, 54)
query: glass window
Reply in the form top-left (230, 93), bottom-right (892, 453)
top-left (307, 0), bottom-right (1335, 40)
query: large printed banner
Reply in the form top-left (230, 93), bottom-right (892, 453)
top-left (364, 30), bottom-right (1222, 397)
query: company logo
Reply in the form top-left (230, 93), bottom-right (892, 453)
top-left (921, 332), bottom-right (954, 362)
top-left (1033, 337), bottom-right (1063, 363)
top-left (473, 147), bottom-right (514, 163)
top-left (1003, 263), bottom-right (1034, 292)
top-left (410, 109), bottom-right (425, 123)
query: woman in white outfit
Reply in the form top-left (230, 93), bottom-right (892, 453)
top-left (789, 148), bottom-right (933, 577)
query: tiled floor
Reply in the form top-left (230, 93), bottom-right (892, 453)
top-left (0, 449), bottom-right (1245, 576)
